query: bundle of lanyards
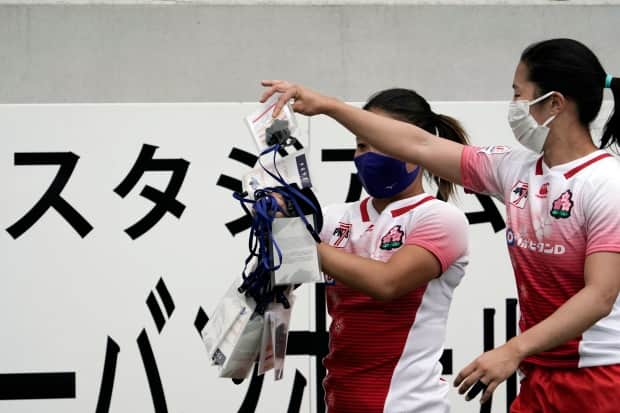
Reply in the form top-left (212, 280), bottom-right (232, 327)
top-left (233, 121), bottom-right (322, 316)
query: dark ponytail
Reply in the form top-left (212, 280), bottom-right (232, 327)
top-left (520, 38), bottom-right (618, 150)
top-left (601, 77), bottom-right (620, 151)
top-left (363, 88), bottom-right (469, 200)
top-left (433, 113), bottom-right (469, 200)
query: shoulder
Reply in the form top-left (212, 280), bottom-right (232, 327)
top-left (463, 145), bottom-right (538, 183)
top-left (404, 198), bottom-right (469, 237)
top-left (322, 202), bottom-right (359, 229)
top-left (322, 202), bottom-right (353, 220)
top-left (582, 153), bottom-right (620, 185)
top-left (467, 145), bottom-right (534, 161)
top-left (579, 154), bottom-right (620, 207)
top-left (416, 198), bottom-right (467, 223)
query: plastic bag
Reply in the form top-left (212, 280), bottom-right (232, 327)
top-left (201, 278), bottom-right (264, 380)
top-left (257, 291), bottom-right (295, 380)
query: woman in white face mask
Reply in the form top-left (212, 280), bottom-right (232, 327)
top-left (260, 38), bottom-right (620, 413)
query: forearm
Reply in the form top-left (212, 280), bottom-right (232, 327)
top-left (508, 284), bottom-right (614, 359)
top-left (319, 243), bottom-right (414, 301)
top-left (323, 98), bottom-right (428, 158)
top-left (322, 98), bottom-right (464, 185)
top-left (318, 243), bottom-right (391, 300)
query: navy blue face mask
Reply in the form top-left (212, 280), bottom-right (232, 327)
top-left (354, 152), bottom-right (421, 199)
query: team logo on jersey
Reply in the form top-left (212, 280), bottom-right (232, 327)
top-left (330, 222), bottom-right (351, 247)
top-left (506, 227), bottom-right (566, 255)
top-left (478, 145), bottom-right (511, 155)
top-left (550, 190), bottom-right (574, 219)
top-left (510, 181), bottom-right (529, 209)
top-left (380, 225), bottom-right (405, 250)
top-left (537, 183), bottom-right (549, 198)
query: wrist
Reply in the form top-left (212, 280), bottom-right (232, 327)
top-left (322, 96), bottom-right (342, 116)
top-left (506, 336), bottom-right (529, 360)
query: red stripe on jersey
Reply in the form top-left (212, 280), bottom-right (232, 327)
top-left (390, 195), bottom-right (435, 217)
top-left (535, 156), bottom-right (544, 175)
top-left (360, 197), bottom-right (371, 222)
top-left (564, 153), bottom-right (612, 179)
top-left (535, 153), bottom-right (611, 178)
top-left (324, 284), bottom-right (428, 413)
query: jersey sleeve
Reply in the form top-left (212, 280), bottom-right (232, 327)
top-left (404, 202), bottom-right (469, 273)
top-left (460, 145), bottom-right (516, 198)
top-left (584, 174), bottom-right (620, 256)
top-left (319, 203), bottom-right (349, 243)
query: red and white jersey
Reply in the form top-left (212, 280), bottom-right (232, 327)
top-left (320, 193), bottom-right (469, 413)
top-left (461, 145), bottom-right (620, 368)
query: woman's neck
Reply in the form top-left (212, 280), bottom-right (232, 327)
top-left (371, 183), bottom-right (424, 214)
top-left (543, 119), bottom-right (598, 167)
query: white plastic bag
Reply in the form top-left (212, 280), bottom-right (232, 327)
top-left (272, 216), bottom-right (323, 285)
top-left (201, 277), bottom-right (264, 380)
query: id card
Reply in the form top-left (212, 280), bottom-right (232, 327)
top-left (245, 93), bottom-right (299, 152)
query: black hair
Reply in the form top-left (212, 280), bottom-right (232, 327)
top-left (363, 88), bottom-right (469, 200)
top-left (520, 38), bottom-right (619, 150)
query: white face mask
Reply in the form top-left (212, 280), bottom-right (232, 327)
top-left (507, 91), bottom-right (557, 153)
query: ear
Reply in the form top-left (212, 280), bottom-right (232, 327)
top-left (550, 92), bottom-right (566, 114)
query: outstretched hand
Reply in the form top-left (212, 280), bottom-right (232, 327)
top-left (260, 80), bottom-right (333, 118)
top-left (454, 341), bottom-right (524, 404)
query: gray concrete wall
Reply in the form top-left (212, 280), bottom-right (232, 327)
top-left (1, 3), bottom-right (619, 102)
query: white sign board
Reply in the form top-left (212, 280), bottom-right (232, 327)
top-left (0, 101), bottom-right (612, 413)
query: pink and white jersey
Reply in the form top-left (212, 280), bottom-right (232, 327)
top-left (461, 145), bottom-right (620, 368)
top-left (320, 193), bottom-right (469, 413)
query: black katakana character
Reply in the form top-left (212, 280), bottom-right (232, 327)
top-left (114, 144), bottom-right (189, 239)
top-left (0, 371), bottom-right (75, 401)
top-left (6, 152), bottom-right (93, 239)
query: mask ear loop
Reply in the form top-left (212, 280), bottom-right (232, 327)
top-left (532, 91), bottom-right (560, 127)
top-left (529, 90), bottom-right (556, 106)
top-left (542, 115), bottom-right (557, 127)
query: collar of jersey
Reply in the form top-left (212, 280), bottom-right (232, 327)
top-left (535, 150), bottom-right (612, 179)
top-left (360, 193), bottom-right (436, 222)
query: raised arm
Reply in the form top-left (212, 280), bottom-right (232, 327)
top-left (261, 80), bottom-right (466, 186)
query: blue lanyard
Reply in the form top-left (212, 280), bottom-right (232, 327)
top-left (233, 143), bottom-right (320, 314)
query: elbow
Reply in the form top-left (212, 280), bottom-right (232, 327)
top-left (596, 294), bottom-right (616, 319)
top-left (592, 288), bottom-right (617, 319)
top-left (369, 280), bottom-right (403, 302)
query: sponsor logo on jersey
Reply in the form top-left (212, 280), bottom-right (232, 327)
top-left (550, 190), bottom-right (574, 219)
top-left (506, 227), bottom-right (566, 255)
top-left (536, 183), bottom-right (549, 198)
top-left (380, 225), bottom-right (405, 250)
top-left (510, 181), bottom-right (529, 209)
top-left (478, 145), bottom-right (511, 155)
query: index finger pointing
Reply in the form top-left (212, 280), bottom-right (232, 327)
top-left (260, 85), bottom-right (279, 103)
top-left (261, 80), bottom-right (281, 87)
top-left (272, 88), bottom-right (297, 118)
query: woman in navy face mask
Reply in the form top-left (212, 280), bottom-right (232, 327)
top-left (261, 38), bottom-right (620, 412)
top-left (310, 88), bottom-right (470, 413)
